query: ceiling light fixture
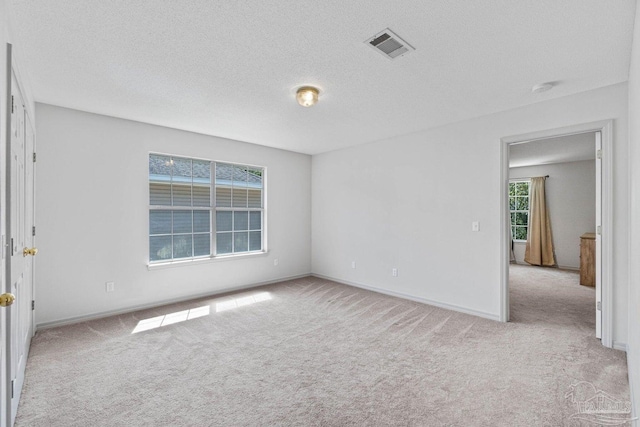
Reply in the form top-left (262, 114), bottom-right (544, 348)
top-left (531, 82), bottom-right (554, 93)
top-left (296, 86), bottom-right (319, 107)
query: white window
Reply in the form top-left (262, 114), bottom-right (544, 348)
top-left (509, 180), bottom-right (530, 242)
top-left (149, 154), bottom-right (264, 263)
top-left (214, 163), bottom-right (264, 255)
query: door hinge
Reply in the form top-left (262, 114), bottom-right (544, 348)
top-left (32, 300), bottom-right (35, 310)
top-left (10, 237), bottom-right (14, 256)
top-left (33, 152), bottom-right (36, 162)
top-left (11, 95), bottom-right (14, 113)
top-left (32, 226), bottom-right (36, 236)
top-left (596, 149), bottom-right (602, 159)
top-left (597, 301), bottom-right (602, 311)
top-left (597, 225), bottom-right (602, 235)
top-left (11, 380), bottom-right (14, 398)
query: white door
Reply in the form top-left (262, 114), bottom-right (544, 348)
top-left (1, 43), bottom-right (9, 427)
top-left (1, 295), bottom-right (5, 427)
top-left (595, 131), bottom-right (602, 339)
top-left (6, 70), bottom-right (36, 426)
top-left (25, 113), bottom-right (36, 346)
top-left (1, 255), bottom-right (6, 427)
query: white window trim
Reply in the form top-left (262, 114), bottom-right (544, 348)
top-left (147, 250), bottom-right (270, 270)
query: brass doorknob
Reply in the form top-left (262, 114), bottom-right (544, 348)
top-left (0, 293), bottom-right (15, 307)
top-left (23, 247), bottom-right (38, 257)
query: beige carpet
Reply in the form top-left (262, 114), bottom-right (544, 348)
top-left (15, 267), bottom-right (630, 426)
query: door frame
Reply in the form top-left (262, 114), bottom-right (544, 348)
top-left (1, 42), bottom-right (13, 427)
top-left (499, 120), bottom-right (613, 348)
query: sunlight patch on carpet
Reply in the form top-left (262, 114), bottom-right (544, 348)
top-left (216, 292), bottom-right (272, 312)
top-left (132, 305), bottom-right (211, 334)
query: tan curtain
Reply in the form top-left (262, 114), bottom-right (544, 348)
top-left (524, 177), bottom-right (556, 266)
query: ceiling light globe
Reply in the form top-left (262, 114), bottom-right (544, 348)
top-left (531, 82), bottom-right (554, 93)
top-left (296, 86), bottom-right (319, 107)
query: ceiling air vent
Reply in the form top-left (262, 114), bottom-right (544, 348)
top-left (365, 28), bottom-right (415, 60)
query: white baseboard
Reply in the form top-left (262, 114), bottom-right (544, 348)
top-left (36, 273), bottom-right (311, 330)
top-left (311, 273), bottom-right (500, 322)
top-left (613, 341), bottom-right (628, 352)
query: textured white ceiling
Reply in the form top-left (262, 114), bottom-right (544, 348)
top-left (509, 132), bottom-right (596, 168)
top-left (10, 0), bottom-right (637, 154)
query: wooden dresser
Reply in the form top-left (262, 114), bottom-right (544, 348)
top-left (580, 233), bottom-right (596, 287)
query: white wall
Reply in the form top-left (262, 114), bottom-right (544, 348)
top-left (509, 160), bottom-right (595, 270)
top-left (312, 82), bottom-right (629, 345)
top-left (626, 1), bottom-right (640, 421)
top-left (35, 104), bottom-right (312, 325)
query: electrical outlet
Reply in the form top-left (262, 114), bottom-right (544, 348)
top-left (105, 282), bottom-right (115, 292)
top-left (351, 261), bottom-right (356, 269)
top-left (274, 258), bottom-right (279, 266)
top-left (392, 268), bottom-right (398, 277)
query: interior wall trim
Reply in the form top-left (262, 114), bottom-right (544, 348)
top-left (613, 341), bottom-right (628, 352)
top-left (312, 273), bottom-right (501, 322)
top-left (500, 119), bottom-right (614, 349)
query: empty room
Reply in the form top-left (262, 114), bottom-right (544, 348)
top-left (1, 1), bottom-right (640, 426)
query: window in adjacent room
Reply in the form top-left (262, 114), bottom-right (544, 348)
top-left (149, 154), bottom-right (264, 263)
top-left (509, 180), bottom-right (530, 242)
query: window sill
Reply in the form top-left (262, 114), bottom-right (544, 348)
top-left (513, 240), bottom-right (527, 244)
top-left (147, 250), bottom-right (269, 270)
